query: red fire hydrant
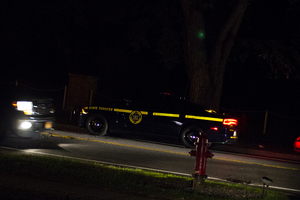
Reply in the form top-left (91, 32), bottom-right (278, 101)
top-left (189, 132), bottom-right (214, 188)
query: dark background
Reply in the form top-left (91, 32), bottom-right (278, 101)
top-left (1, 0), bottom-right (300, 147)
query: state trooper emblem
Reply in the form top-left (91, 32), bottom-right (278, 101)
top-left (129, 110), bottom-right (142, 124)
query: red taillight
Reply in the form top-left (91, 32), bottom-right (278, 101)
top-left (223, 119), bottom-right (238, 126)
top-left (210, 127), bottom-right (218, 131)
top-left (295, 137), bottom-right (300, 152)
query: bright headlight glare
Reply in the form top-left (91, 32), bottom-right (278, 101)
top-left (16, 101), bottom-right (33, 115)
top-left (20, 121), bottom-right (32, 129)
top-left (17, 101), bottom-right (33, 111)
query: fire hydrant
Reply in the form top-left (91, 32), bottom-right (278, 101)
top-left (189, 132), bottom-right (214, 189)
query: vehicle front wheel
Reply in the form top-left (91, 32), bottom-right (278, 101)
top-left (180, 125), bottom-right (202, 148)
top-left (86, 113), bottom-right (108, 136)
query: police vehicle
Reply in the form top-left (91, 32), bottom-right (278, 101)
top-left (79, 94), bottom-right (238, 148)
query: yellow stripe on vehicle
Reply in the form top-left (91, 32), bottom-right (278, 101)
top-left (114, 108), bottom-right (132, 113)
top-left (140, 111), bottom-right (148, 115)
top-left (153, 112), bottom-right (180, 118)
top-left (88, 106), bottom-right (98, 110)
top-left (98, 107), bottom-right (113, 111)
top-left (185, 115), bottom-right (223, 122)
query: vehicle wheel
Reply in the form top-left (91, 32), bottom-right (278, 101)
top-left (180, 125), bottom-right (202, 148)
top-left (86, 113), bottom-right (108, 136)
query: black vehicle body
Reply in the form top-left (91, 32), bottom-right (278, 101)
top-left (79, 94), bottom-right (238, 148)
top-left (0, 85), bottom-right (55, 141)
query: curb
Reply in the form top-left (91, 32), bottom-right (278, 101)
top-left (212, 145), bottom-right (300, 162)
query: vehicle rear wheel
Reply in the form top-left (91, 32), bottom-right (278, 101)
top-left (180, 125), bottom-right (202, 148)
top-left (86, 113), bottom-right (108, 136)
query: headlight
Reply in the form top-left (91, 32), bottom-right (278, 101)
top-left (80, 108), bottom-right (88, 114)
top-left (205, 109), bottom-right (216, 113)
top-left (13, 101), bottom-right (33, 115)
top-left (19, 121), bottom-right (32, 129)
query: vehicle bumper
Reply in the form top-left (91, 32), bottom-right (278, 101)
top-left (206, 126), bottom-right (238, 144)
top-left (13, 118), bottom-right (54, 138)
top-left (224, 130), bottom-right (238, 144)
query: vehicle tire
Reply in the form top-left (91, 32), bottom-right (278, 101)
top-left (86, 113), bottom-right (108, 136)
top-left (180, 125), bottom-right (202, 148)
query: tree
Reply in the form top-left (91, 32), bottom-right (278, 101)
top-left (181, 0), bottom-right (248, 111)
top-left (228, 0), bottom-right (300, 81)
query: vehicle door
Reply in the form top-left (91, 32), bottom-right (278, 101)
top-left (152, 97), bottom-right (185, 137)
top-left (116, 98), bottom-right (154, 134)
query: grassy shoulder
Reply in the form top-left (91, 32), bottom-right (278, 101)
top-left (0, 153), bottom-right (289, 200)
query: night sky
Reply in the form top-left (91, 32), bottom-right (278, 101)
top-left (1, 0), bottom-right (300, 132)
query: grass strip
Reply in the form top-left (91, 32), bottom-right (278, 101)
top-left (0, 153), bottom-right (289, 200)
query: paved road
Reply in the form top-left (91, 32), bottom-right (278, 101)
top-left (1, 128), bottom-right (300, 195)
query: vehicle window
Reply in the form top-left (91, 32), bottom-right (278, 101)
top-left (135, 96), bottom-right (164, 111)
top-left (181, 101), bottom-right (206, 115)
top-left (160, 97), bottom-right (183, 113)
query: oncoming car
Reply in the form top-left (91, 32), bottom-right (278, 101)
top-left (0, 84), bottom-right (55, 142)
top-left (78, 94), bottom-right (238, 148)
top-left (0, 98), bottom-right (54, 141)
top-left (11, 100), bottom-right (54, 136)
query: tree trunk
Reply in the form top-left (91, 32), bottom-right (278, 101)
top-left (181, 0), bottom-right (248, 111)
